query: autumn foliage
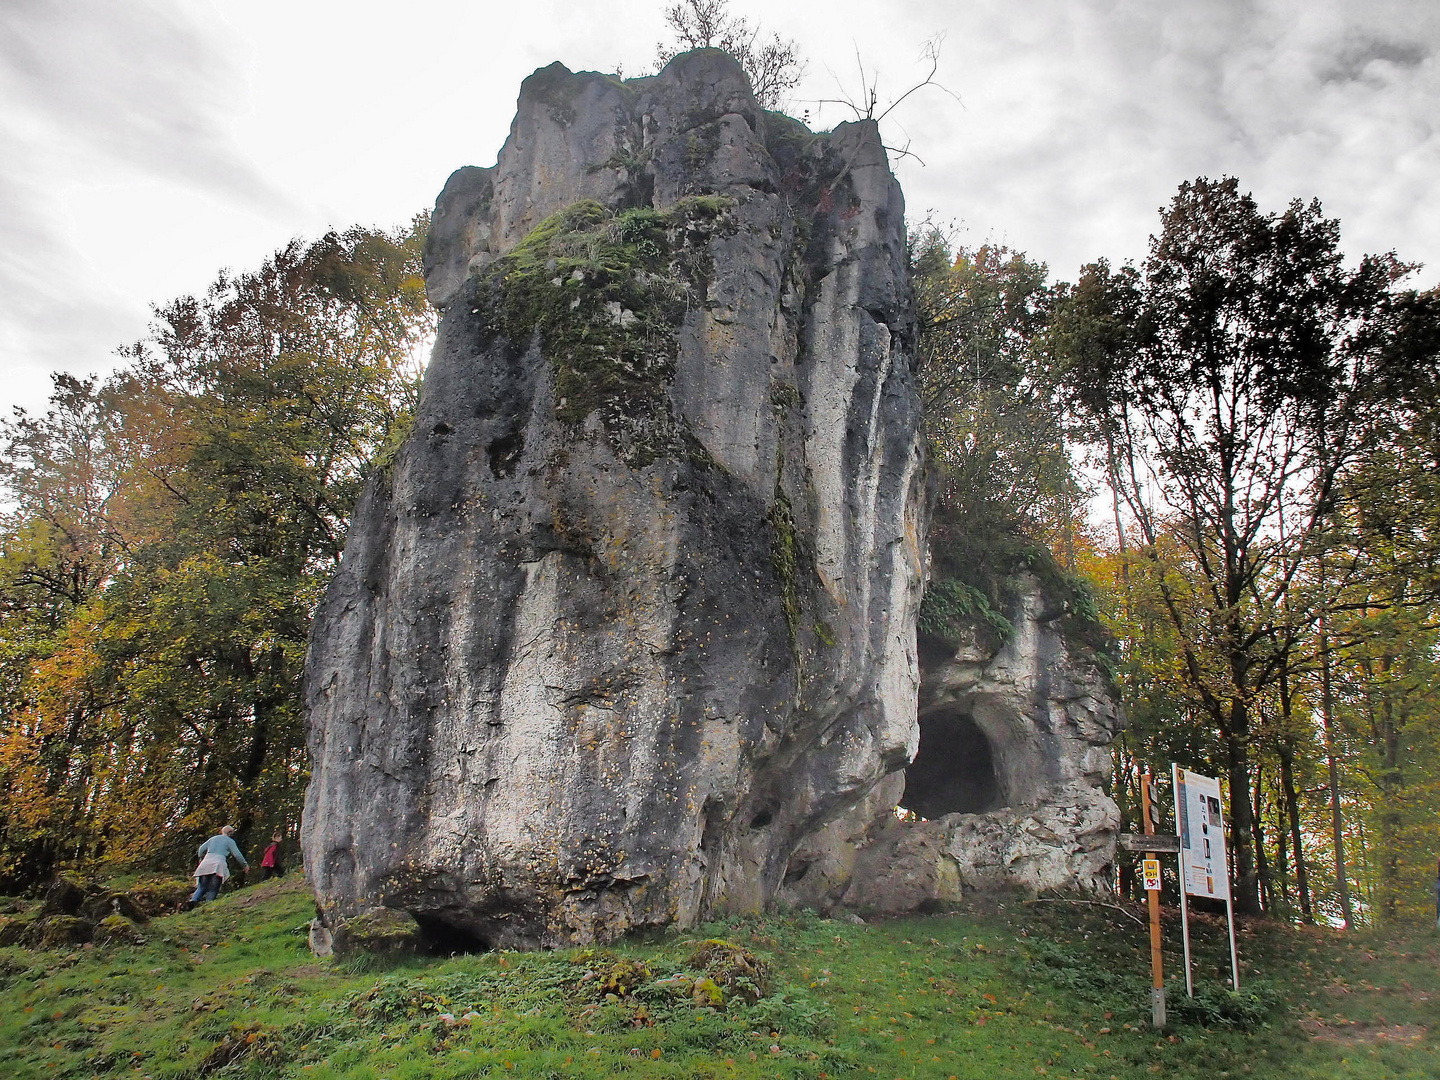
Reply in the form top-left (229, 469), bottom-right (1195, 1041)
top-left (0, 223), bottom-right (433, 888)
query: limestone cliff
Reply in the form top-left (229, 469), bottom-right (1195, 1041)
top-left (301, 51), bottom-right (926, 948)
top-left (779, 572), bottom-right (1121, 913)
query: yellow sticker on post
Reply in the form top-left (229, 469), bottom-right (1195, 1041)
top-left (1143, 858), bottom-right (1162, 891)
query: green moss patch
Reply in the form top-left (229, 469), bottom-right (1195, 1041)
top-left (482, 196), bottom-right (734, 466)
top-left (687, 938), bottom-right (771, 1003)
top-left (923, 498), bottom-right (1111, 664)
top-left (767, 493), bottom-right (801, 645)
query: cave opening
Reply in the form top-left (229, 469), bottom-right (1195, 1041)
top-left (898, 709), bottom-right (1002, 820)
top-left (412, 911), bottom-right (491, 956)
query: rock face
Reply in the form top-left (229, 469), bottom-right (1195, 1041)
top-left (779, 572), bottom-right (1121, 913)
top-left (301, 50), bottom-right (926, 948)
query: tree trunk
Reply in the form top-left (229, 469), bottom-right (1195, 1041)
top-left (1114, 742), bottom-right (1137, 898)
top-left (1372, 652), bottom-right (1403, 922)
top-left (1277, 737), bottom-right (1314, 922)
top-left (1253, 768), bottom-right (1273, 913)
top-left (1223, 697), bottom-right (1262, 914)
top-left (1319, 625), bottom-right (1354, 927)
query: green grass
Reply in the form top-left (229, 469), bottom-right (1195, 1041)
top-left (0, 876), bottom-right (1435, 1079)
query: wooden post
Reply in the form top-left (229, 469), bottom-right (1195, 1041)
top-left (1142, 770), bottom-right (1166, 1029)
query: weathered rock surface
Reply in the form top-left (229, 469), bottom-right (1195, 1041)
top-left (302, 50), bottom-right (926, 948)
top-left (780, 572), bottom-right (1121, 913)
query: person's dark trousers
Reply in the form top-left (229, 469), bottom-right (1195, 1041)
top-left (190, 874), bottom-right (223, 905)
top-left (261, 866), bottom-right (283, 881)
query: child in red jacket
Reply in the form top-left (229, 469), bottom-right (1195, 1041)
top-left (260, 833), bottom-right (284, 880)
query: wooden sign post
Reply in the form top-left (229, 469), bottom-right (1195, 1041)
top-left (1140, 770), bottom-right (1166, 1029)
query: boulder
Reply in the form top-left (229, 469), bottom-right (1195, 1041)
top-left (0, 913), bottom-right (39, 947)
top-left (302, 49), bottom-right (924, 948)
top-left (122, 878), bottom-right (195, 918)
top-left (687, 938), bottom-right (770, 1004)
top-left (82, 891), bottom-right (149, 925)
top-left (40, 873), bottom-right (91, 916)
top-left (91, 914), bottom-right (146, 948)
top-left (37, 915), bottom-right (91, 948)
top-left (332, 908), bottom-right (422, 957)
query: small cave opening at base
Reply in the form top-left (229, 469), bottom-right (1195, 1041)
top-left (898, 709), bottom-right (1002, 820)
top-left (412, 912), bottom-right (490, 956)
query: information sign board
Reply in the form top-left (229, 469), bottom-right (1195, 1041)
top-left (1174, 768), bottom-right (1229, 900)
top-left (1171, 764), bottom-right (1241, 996)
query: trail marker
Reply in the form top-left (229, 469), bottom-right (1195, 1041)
top-left (1140, 771), bottom-right (1166, 1030)
top-left (1142, 858), bottom-right (1162, 891)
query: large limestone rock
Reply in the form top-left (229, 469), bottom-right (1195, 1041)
top-left (301, 50), bottom-right (926, 948)
top-left (780, 572), bottom-right (1121, 913)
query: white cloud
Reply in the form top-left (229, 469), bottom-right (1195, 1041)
top-left (1, 0), bottom-right (1436, 420)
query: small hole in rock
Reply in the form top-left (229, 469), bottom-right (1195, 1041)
top-left (487, 432), bottom-right (524, 478)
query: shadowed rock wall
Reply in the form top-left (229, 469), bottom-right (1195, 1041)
top-left (301, 50), bottom-right (925, 948)
top-left (779, 572), bottom-right (1121, 913)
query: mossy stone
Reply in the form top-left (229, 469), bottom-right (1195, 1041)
top-left (92, 914), bottom-right (146, 947)
top-left (691, 974), bottom-right (725, 1007)
top-left (122, 878), bottom-right (195, 918)
top-left (595, 957), bottom-right (651, 998)
top-left (335, 907), bottom-right (421, 957)
top-left (37, 915), bottom-right (91, 948)
top-left (687, 938), bottom-right (770, 1003)
top-left (82, 891), bottom-right (149, 925)
top-left (40, 873), bottom-right (91, 916)
top-left (0, 913), bottom-right (39, 947)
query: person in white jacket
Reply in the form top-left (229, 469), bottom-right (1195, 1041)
top-left (189, 826), bottom-right (249, 907)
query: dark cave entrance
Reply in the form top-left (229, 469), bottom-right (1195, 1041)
top-left (898, 709), bottom-right (1002, 820)
top-left (412, 911), bottom-right (491, 956)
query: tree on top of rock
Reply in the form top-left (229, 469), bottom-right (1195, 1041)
top-left (655, 0), bottom-right (803, 109)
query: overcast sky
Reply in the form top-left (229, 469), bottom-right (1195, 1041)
top-left (2, 0), bottom-right (1436, 420)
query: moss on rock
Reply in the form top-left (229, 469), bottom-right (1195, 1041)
top-left (81, 891), bottom-right (149, 925)
top-left (687, 938), bottom-right (770, 1004)
top-left (0, 913), bottom-right (38, 947)
top-left (40, 872), bottom-right (91, 916)
top-left (767, 494), bottom-right (801, 645)
top-left (481, 196), bottom-right (734, 466)
top-left (335, 907), bottom-right (422, 958)
top-left (121, 876), bottom-right (195, 918)
top-left (37, 915), bottom-right (91, 948)
top-left (92, 913), bottom-right (146, 947)
top-left (595, 956), bottom-right (652, 999)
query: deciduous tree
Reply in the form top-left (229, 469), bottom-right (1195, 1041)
top-left (1059, 177), bottom-right (1421, 914)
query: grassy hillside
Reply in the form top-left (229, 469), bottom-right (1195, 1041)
top-left (0, 876), bottom-right (1435, 1079)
